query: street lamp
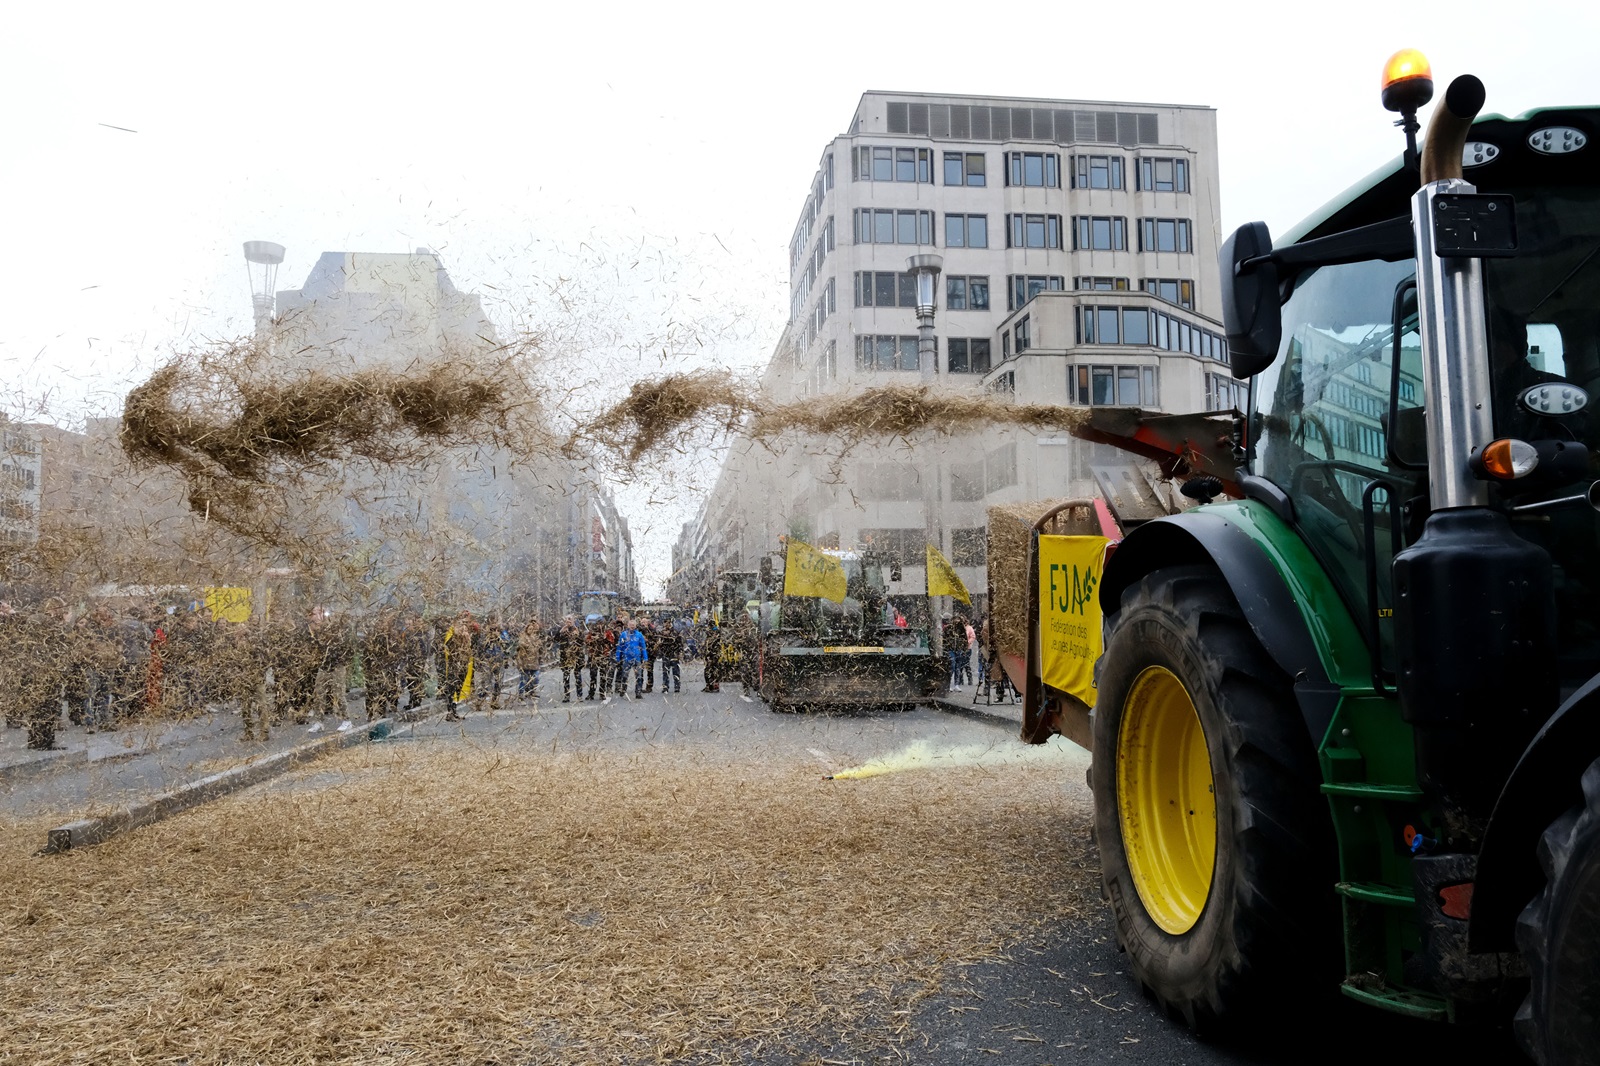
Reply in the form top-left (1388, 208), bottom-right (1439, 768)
top-left (907, 253), bottom-right (946, 671)
top-left (907, 253), bottom-right (943, 382)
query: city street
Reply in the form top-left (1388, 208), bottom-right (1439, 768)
top-left (1, 663), bottom-right (1520, 1064)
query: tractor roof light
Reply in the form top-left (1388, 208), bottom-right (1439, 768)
top-left (1381, 48), bottom-right (1435, 113)
top-left (1474, 438), bottom-right (1540, 481)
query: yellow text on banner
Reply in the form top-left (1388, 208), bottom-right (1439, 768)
top-left (925, 544), bottom-right (971, 604)
top-left (1036, 535), bottom-right (1110, 707)
top-left (204, 586), bottom-right (252, 623)
top-left (784, 541), bottom-right (848, 603)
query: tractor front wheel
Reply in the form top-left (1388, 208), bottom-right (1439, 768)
top-left (1092, 565), bottom-right (1334, 1033)
top-left (1515, 755), bottom-right (1600, 1064)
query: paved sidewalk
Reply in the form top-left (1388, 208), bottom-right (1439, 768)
top-left (929, 679), bottom-right (1024, 732)
top-left (0, 694), bottom-right (391, 823)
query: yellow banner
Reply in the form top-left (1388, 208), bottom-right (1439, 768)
top-left (1037, 535), bottom-right (1110, 707)
top-left (925, 544), bottom-right (971, 604)
top-left (784, 541), bottom-right (847, 603)
top-left (204, 586), bottom-right (252, 623)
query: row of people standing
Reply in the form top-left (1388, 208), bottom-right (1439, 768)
top-left (550, 615), bottom-right (696, 701)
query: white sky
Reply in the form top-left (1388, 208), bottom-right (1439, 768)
top-left (2, 0), bottom-right (1596, 595)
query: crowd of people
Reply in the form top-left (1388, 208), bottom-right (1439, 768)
top-left (1, 593), bottom-right (1011, 753)
top-left (0, 594), bottom-right (743, 752)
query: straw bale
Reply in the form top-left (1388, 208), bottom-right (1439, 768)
top-left (985, 500), bottom-right (1103, 666)
top-left (0, 743), bottom-right (1095, 1064)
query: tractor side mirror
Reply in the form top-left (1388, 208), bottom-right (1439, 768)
top-left (1220, 221), bottom-right (1282, 378)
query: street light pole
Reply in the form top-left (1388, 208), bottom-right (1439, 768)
top-left (907, 254), bottom-right (946, 672)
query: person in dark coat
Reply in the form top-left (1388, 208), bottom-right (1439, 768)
top-left (656, 623), bottom-right (683, 694)
top-left (554, 616), bottom-right (584, 703)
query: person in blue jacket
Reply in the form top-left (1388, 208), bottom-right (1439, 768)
top-left (613, 620), bottom-right (649, 700)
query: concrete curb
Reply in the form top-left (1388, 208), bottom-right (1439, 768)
top-left (0, 748), bottom-right (85, 787)
top-left (41, 717), bottom-right (398, 855)
top-left (926, 696), bottom-right (1024, 733)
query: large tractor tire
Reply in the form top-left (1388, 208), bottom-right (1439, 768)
top-left (1515, 756), bottom-right (1600, 1064)
top-left (1091, 565), bottom-right (1335, 1032)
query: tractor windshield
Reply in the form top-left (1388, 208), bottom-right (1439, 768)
top-left (1252, 178), bottom-right (1600, 689)
top-left (780, 558), bottom-right (928, 645)
top-left (1484, 183), bottom-right (1600, 685)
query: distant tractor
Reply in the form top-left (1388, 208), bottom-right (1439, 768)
top-left (754, 547), bottom-right (945, 713)
top-left (996, 55), bottom-right (1600, 1061)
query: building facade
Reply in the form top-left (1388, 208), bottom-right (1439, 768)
top-left (0, 417), bottom-right (41, 548)
top-left (676, 91), bottom-right (1227, 608)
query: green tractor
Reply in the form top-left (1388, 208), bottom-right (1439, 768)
top-left (1067, 56), bottom-right (1598, 1059)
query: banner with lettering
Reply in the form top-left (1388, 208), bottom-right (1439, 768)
top-left (784, 540), bottom-right (848, 603)
top-left (204, 586), bottom-right (252, 623)
top-left (1036, 535), bottom-right (1111, 706)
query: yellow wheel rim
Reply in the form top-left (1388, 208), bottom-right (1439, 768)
top-left (1116, 665), bottom-right (1217, 935)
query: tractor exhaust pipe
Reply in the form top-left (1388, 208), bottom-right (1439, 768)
top-left (1420, 74), bottom-right (1486, 184)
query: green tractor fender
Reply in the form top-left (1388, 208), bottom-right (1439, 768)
top-left (1100, 500), bottom-right (1375, 747)
top-left (1470, 671), bottom-right (1600, 952)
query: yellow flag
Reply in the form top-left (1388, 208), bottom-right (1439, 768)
top-left (926, 544), bottom-right (971, 604)
top-left (785, 540), bottom-right (848, 603)
top-left (204, 586), bottom-right (251, 623)
top-left (1036, 535), bottom-right (1110, 706)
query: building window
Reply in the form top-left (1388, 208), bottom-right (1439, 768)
top-left (859, 465), bottom-right (924, 501)
top-left (855, 271), bottom-right (919, 308)
top-left (1143, 277), bottom-right (1195, 309)
top-left (952, 528), bottom-right (988, 567)
top-left (986, 441), bottom-right (1017, 491)
top-left (944, 214), bottom-right (989, 249)
top-left (945, 275), bottom-right (990, 311)
top-left (1014, 315), bottom-right (1031, 353)
top-left (988, 371), bottom-right (1016, 395)
top-left (859, 527), bottom-right (926, 557)
top-left (949, 459), bottom-right (985, 501)
top-left (1075, 364), bottom-right (1159, 407)
top-left (1072, 155), bottom-right (1125, 190)
top-left (1075, 276), bottom-right (1130, 291)
top-left (1137, 157), bottom-right (1189, 193)
top-left (853, 146), bottom-right (933, 183)
top-left (1146, 310), bottom-right (1226, 359)
top-left (943, 151), bottom-right (986, 186)
top-left (1007, 274), bottom-right (1065, 311)
top-left (1138, 217), bottom-right (1193, 253)
top-left (825, 152), bottom-right (834, 190)
top-left (1072, 216), bottom-right (1128, 251)
top-left (1007, 213), bottom-right (1063, 249)
top-left (1005, 152), bottom-right (1061, 188)
top-left (1080, 306), bottom-right (1162, 347)
top-left (947, 338), bottom-right (993, 374)
top-left (855, 335), bottom-right (921, 372)
top-left (854, 209), bottom-right (934, 245)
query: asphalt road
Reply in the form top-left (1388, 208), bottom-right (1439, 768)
top-left (9, 662), bottom-right (1527, 1064)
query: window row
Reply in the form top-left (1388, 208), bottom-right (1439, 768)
top-left (1139, 217), bottom-right (1193, 253)
top-left (851, 334), bottom-right (997, 375)
top-left (1325, 379), bottom-right (1386, 420)
top-left (1075, 364), bottom-right (1160, 407)
top-left (949, 443), bottom-right (1019, 500)
top-left (1207, 373), bottom-right (1246, 412)
top-left (853, 209), bottom-right (935, 245)
top-left (854, 146), bottom-right (934, 183)
top-left (855, 335), bottom-right (922, 372)
top-left (1077, 305), bottom-right (1227, 359)
top-left (885, 101), bottom-right (1161, 145)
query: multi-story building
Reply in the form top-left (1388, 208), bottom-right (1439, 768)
top-left (679, 91), bottom-right (1227, 612)
top-left (263, 246), bottom-right (639, 614)
top-left (0, 417), bottom-right (41, 548)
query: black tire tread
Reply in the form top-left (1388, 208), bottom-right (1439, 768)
top-left (1514, 755), bottom-right (1600, 1064)
top-left (1094, 564), bottom-right (1334, 1033)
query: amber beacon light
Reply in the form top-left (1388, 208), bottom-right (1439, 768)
top-left (1381, 48), bottom-right (1434, 112)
